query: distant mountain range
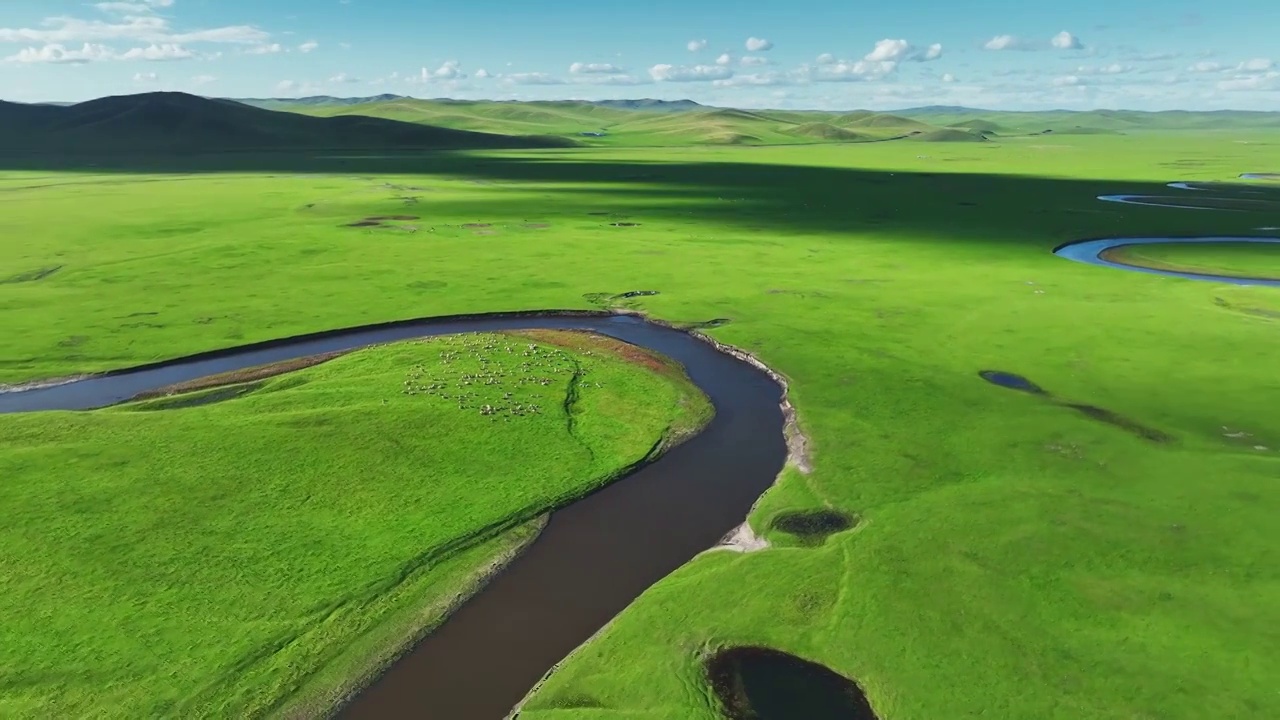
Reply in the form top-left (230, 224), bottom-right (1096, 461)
top-left (0, 92), bottom-right (572, 154)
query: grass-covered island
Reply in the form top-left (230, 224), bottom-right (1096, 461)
top-left (1101, 240), bottom-right (1280, 281)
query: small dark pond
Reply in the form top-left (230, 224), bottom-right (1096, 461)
top-left (706, 647), bottom-right (879, 720)
top-left (978, 370), bottom-right (1046, 395)
top-left (770, 509), bottom-right (855, 545)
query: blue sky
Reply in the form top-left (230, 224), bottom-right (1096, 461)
top-left (1, 0), bottom-right (1277, 110)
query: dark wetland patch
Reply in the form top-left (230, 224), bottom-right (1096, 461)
top-left (344, 215), bottom-right (420, 228)
top-left (1065, 403), bottom-right (1173, 443)
top-left (127, 382), bottom-right (265, 411)
top-left (522, 222), bottom-right (550, 229)
top-left (770, 509), bottom-right (855, 545)
top-left (978, 370), bottom-right (1047, 395)
top-left (610, 222), bottom-right (641, 227)
top-left (684, 318), bottom-right (733, 329)
top-left (461, 222), bottom-right (492, 228)
top-left (616, 290), bottom-right (659, 299)
top-left (2, 265), bottom-right (63, 284)
top-left (706, 647), bottom-right (879, 720)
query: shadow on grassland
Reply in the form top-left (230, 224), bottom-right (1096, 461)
top-left (2, 150), bottom-right (1276, 250)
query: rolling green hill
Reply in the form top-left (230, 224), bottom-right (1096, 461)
top-left (0, 92), bottom-right (572, 154)
top-left (221, 94), bottom-right (1280, 147)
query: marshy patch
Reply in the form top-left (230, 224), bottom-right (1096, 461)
top-left (461, 223), bottom-right (492, 228)
top-left (343, 215), bottom-right (420, 228)
top-left (128, 382), bottom-right (265, 412)
top-left (685, 318), bottom-right (733, 329)
top-left (1, 265), bottom-right (63, 284)
top-left (978, 370), bottom-right (1047, 395)
top-left (522, 222), bottom-right (550, 229)
top-left (408, 280), bottom-right (448, 292)
top-left (1065, 403), bottom-right (1173, 443)
top-left (770, 509), bottom-right (855, 545)
top-left (610, 222), bottom-right (641, 227)
top-left (706, 647), bottom-right (879, 720)
top-left (582, 290), bottom-right (661, 309)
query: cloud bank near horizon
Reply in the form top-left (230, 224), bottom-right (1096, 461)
top-left (0, 0), bottom-right (1276, 110)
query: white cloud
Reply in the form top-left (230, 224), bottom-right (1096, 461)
top-left (243, 43), bottom-right (283, 55)
top-left (584, 74), bottom-right (653, 86)
top-left (942, 72), bottom-right (956, 82)
top-left (275, 79), bottom-right (321, 96)
top-left (808, 59), bottom-right (896, 82)
top-left (865, 39), bottom-right (910, 62)
top-left (119, 43), bottom-right (194, 61)
top-left (1052, 75), bottom-right (1082, 86)
top-left (865, 39), bottom-right (942, 63)
top-left (1218, 70), bottom-right (1279, 91)
top-left (649, 63), bottom-right (734, 82)
top-left (687, 39), bottom-right (707, 52)
top-left (740, 55), bottom-right (768, 66)
top-left (1237, 58), bottom-right (1274, 72)
top-left (474, 68), bottom-right (492, 79)
top-left (984, 35), bottom-right (1021, 51)
top-left (816, 53), bottom-right (835, 65)
top-left (1051, 31), bottom-right (1083, 50)
top-left (297, 40), bottom-right (318, 53)
top-left (503, 72), bottom-right (564, 85)
top-left (132, 71), bottom-right (158, 82)
top-left (0, 15), bottom-right (269, 46)
top-left (434, 60), bottom-right (463, 78)
top-left (713, 71), bottom-right (794, 87)
top-left (1076, 63), bottom-right (1132, 75)
top-left (715, 53), bottom-right (732, 66)
top-left (4, 42), bottom-right (115, 64)
top-left (95, 0), bottom-right (174, 14)
top-left (569, 62), bottom-right (624, 74)
top-left (745, 37), bottom-right (773, 52)
top-left (191, 73), bottom-right (216, 85)
top-left (329, 72), bottom-right (359, 83)
top-left (1187, 61), bottom-right (1222, 73)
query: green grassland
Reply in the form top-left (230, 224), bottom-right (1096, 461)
top-left (263, 95), bottom-right (1279, 147)
top-left (0, 331), bottom-right (710, 718)
top-left (2, 120), bottom-right (1280, 720)
top-left (1102, 241), bottom-right (1280, 280)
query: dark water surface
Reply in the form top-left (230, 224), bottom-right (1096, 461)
top-left (0, 312), bottom-right (788, 719)
top-left (706, 647), bottom-right (879, 720)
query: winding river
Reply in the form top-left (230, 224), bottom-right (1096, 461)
top-left (0, 312), bottom-right (788, 719)
top-left (1058, 177), bottom-right (1280, 285)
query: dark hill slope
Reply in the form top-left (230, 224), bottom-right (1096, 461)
top-left (0, 92), bottom-right (572, 153)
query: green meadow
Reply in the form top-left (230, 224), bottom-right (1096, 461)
top-left (1102, 241), bottom-right (1280, 280)
top-left (1, 124), bottom-right (1279, 719)
top-left (0, 331), bottom-right (709, 718)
